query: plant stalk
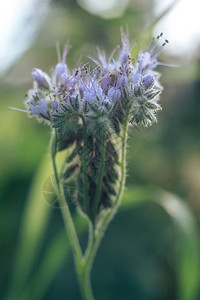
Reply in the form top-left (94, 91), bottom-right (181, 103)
top-left (51, 110), bottom-right (128, 300)
top-left (93, 133), bottom-right (106, 220)
top-left (84, 114), bottom-right (129, 285)
top-left (51, 131), bottom-right (94, 300)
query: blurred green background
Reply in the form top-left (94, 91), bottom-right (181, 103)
top-left (1, 0), bottom-right (200, 299)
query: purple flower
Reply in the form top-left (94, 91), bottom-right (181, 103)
top-left (54, 45), bottom-right (69, 83)
top-left (132, 72), bottom-right (142, 84)
top-left (82, 73), bottom-right (105, 103)
top-left (84, 86), bottom-right (103, 102)
top-left (9, 99), bottom-right (49, 119)
top-left (30, 99), bottom-right (49, 118)
top-left (108, 87), bottom-right (121, 103)
top-left (138, 33), bottom-right (169, 74)
top-left (52, 100), bottom-right (60, 112)
top-left (61, 73), bottom-right (76, 91)
top-left (119, 28), bottom-right (130, 65)
top-left (55, 63), bottom-right (68, 82)
top-left (32, 68), bottom-right (51, 89)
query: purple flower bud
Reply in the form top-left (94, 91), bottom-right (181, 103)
top-left (120, 28), bottom-right (130, 64)
top-left (138, 52), bottom-right (151, 73)
top-left (108, 87), bottom-right (121, 103)
top-left (30, 99), bottom-right (49, 118)
top-left (52, 100), bottom-right (59, 112)
top-left (55, 45), bottom-right (69, 83)
top-left (55, 63), bottom-right (68, 83)
top-left (96, 87), bottom-right (103, 101)
top-left (132, 72), bottom-right (142, 84)
top-left (142, 74), bottom-right (154, 90)
top-left (84, 91), bottom-right (94, 102)
top-left (79, 85), bottom-right (85, 98)
top-left (83, 84), bottom-right (104, 102)
top-left (118, 74), bottom-right (128, 87)
top-left (120, 51), bottom-right (129, 64)
top-left (61, 74), bottom-right (76, 90)
top-left (32, 68), bottom-right (51, 89)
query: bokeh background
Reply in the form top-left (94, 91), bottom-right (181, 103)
top-left (1, 0), bottom-right (200, 299)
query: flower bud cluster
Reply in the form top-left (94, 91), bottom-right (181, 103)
top-left (14, 29), bottom-right (168, 130)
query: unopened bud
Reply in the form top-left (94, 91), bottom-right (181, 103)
top-left (32, 68), bottom-right (51, 89)
top-left (142, 74), bottom-right (154, 90)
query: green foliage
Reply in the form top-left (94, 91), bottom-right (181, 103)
top-left (7, 155), bottom-right (199, 300)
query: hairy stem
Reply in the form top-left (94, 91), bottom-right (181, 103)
top-left (78, 258), bottom-right (94, 300)
top-left (92, 134), bottom-right (106, 220)
top-left (80, 116), bottom-right (89, 214)
top-left (84, 115), bottom-right (129, 283)
top-left (51, 131), bottom-right (94, 300)
top-left (50, 133), bottom-right (83, 268)
top-left (51, 110), bottom-right (128, 300)
top-left (68, 113), bottom-right (89, 213)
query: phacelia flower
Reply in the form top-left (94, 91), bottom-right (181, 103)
top-left (30, 98), bottom-right (49, 118)
top-left (54, 45), bottom-right (69, 84)
top-left (138, 33), bottom-right (169, 74)
top-left (11, 29), bottom-right (171, 128)
top-left (10, 27), bottom-right (172, 218)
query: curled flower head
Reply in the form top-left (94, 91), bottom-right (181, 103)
top-left (12, 28), bottom-right (171, 127)
top-left (11, 28), bottom-right (172, 217)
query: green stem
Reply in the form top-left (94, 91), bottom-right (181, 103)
top-left (51, 131), bottom-right (94, 300)
top-left (51, 110), bottom-right (128, 300)
top-left (80, 116), bottom-right (89, 214)
top-left (93, 134), bottom-right (106, 220)
top-left (68, 113), bottom-right (89, 213)
top-left (50, 132), bottom-right (82, 267)
top-left (78, 262), bottom-right (94, 300)
top-left (84, 115), bottom-right (129, 278)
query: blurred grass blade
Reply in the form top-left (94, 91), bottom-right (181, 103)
top-left (157, 191), bottom-right (200, 300)
top-left (8, 174), bottom-right (199, 300)
top-left (21, 231), bottom-right (69, 300)
top-left (21, 216), bottom-right (88, 300)
top-left (123, 186), bottom-right (200, 300)
top-left (19, 187), bottom-right (155, 299)
top-left (6, 155), bottom-right (53, 299)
